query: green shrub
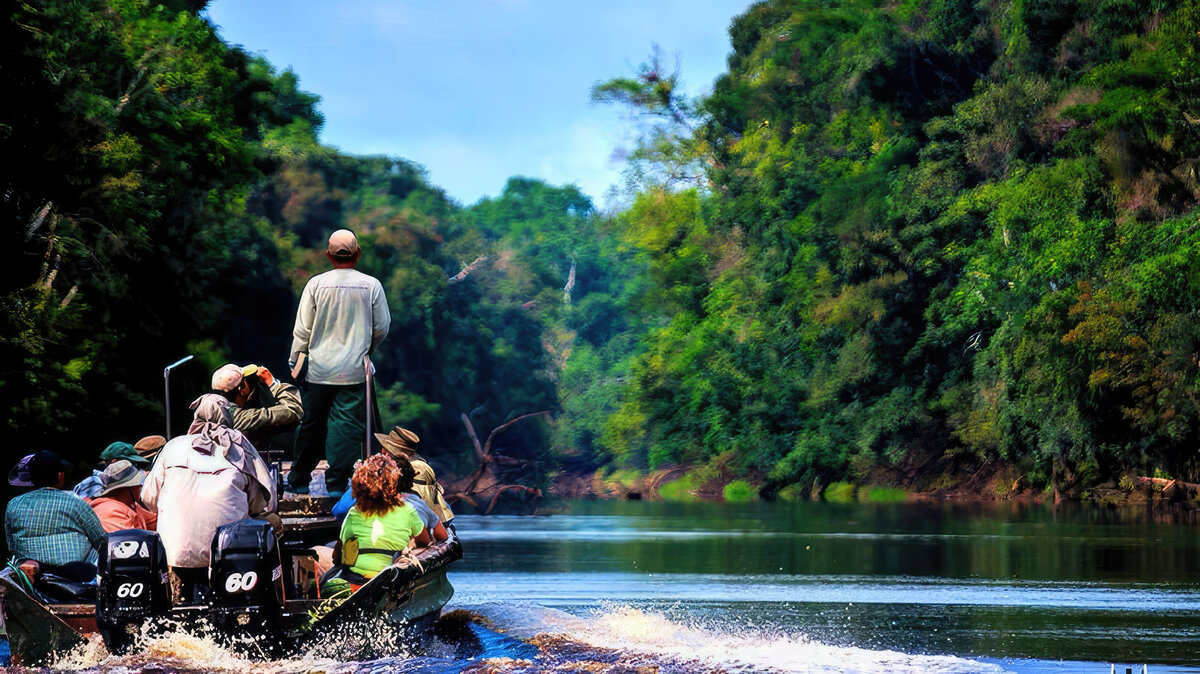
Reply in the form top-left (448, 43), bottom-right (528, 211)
top-left (824, 481), bottom-right (857, 502)
top-left (861, 486), bottom-right (907, 503)
top-left (657, 474), bottom-right (700, 502)
top-left (777, 483), bottom-right (806, 501)
top-left (722, 479), bottom-right (757, 502)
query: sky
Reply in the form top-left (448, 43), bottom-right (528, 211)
top-left (203, 1), bottom-right (754, 207)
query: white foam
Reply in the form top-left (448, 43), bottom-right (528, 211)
top-left (480, 603), bottom-right (1009, 674)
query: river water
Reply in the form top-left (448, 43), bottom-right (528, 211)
top-left (33, 499), bottom-right (1200, 673)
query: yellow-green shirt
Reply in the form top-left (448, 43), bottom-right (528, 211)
top-left (338, 503), bottom-right (423, 577)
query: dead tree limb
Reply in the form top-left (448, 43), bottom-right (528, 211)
top-left (482, 410), bottom-right (551, 457)
top-left (25, 202), bottom-right (53, 241)
top-left (450, 410), bottom-right (552, 509)
top-left (460, 412), bottom-right (486, 462)
top-left (485, 485), bottom-right (542, 515)
top-left (563, 260), bottom-right (576, 305)
top-left (448, 255), bottom-right (488, 284)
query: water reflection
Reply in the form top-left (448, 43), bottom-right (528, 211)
top-left (456, 500), bottom-right (1200, 582)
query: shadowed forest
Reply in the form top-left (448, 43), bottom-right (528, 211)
top-left (4, 0), bottom-right (1200, 501)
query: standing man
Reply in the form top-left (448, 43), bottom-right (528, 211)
top-left (288, 229), bottom-right (390, 498)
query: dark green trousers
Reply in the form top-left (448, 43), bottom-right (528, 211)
top-left (290, 383), bottom-right (366, 493)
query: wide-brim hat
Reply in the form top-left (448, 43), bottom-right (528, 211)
top-left (12, 450), bottom-right (72, 487)
top-left (8, 454), bottom-right (34, 487)
top-left (97, 459), bottom-right (146, 496)
top-left (375, 426), bottom-right (420, 456)
top-left (134, 435), bottom-right (166, 462)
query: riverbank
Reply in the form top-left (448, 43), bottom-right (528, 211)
top-left (546, 459), bottom-right (1200, 517)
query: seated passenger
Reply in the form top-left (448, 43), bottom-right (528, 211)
top-left (322, 454), bottom-right (428, 595)
top-left (73, 441), bottom-right (151, 499)
top-left (210, 363), bottom-right (303, 452)
top-left (132, 434), bottom-right (166, 465)
top-left (141, 393), bottom-right (277, 595)
top-left (374, 426), bottom-right (454, 525)
top-left (331, 454), bottom-right (447, 545)
top-left (5, 450), bottom-right (105, 585)
top-left (85, 460), bottom-right (157, 533)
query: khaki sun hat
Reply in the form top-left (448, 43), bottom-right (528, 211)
top-left (375, 426), bottom-right (420, 456)
top-left (97, 459), bottom-right (146, 496)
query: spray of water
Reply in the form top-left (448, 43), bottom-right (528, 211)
top-left (41, 617), bottom-right (343, 673)
top-left (479, 603), bottom-right (1010, 674)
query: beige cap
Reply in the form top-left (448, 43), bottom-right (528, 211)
top-left (211, 363), bottom-right (244, 392)
top-left (328, 229), bottom-right (360, 259)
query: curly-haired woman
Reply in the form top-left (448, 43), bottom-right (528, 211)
top-left (330, 452), bottom-right (449, 545)
top-left (323, 453), bottom-right (429, 593)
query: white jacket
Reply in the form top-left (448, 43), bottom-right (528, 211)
top-left (142, 432), bottom-right (275, 568)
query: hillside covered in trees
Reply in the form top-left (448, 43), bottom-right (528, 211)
top-left (4, 0), bottom-right (1200, 500)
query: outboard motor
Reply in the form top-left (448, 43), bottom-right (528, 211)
top-left (96, 529), bottom-right (170, 652)
top-left (208, 519), bottom-right (284, 639)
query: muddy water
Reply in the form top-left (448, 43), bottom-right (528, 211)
top-left (26, 499), bottom-right (1200, 672)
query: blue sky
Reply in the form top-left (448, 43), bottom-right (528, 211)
top-left (204, 1), bottom-right (753, 207)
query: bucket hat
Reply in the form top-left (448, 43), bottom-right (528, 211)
top-left (97, 459), bottom-right (146, 496)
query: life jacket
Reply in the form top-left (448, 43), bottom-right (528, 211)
top-left (410, 457), bottom-right (454, 523)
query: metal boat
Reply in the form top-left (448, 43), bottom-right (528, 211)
top-left (0, 496), bottom-right (461, 666)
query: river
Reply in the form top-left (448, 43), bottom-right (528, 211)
top-left (34, 499), bottom-right (1200, 673)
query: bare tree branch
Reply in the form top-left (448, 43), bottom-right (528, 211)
top-left (25, 202), bottom-right (53, 241)
top-left (482, 410), bottom-right (551, 457)
top-left (448, 255), bottom-right (489, 284)
top-left (563, 260), bottom-right (576, 305)
top-left (460, 412), bottom-right (486, 462)
top-left (58, 284), bottom-right (78, 309)
top-left (484, 484), bottom-right (542, 515)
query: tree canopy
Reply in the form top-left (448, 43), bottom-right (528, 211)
top-left (5, 0), bottom-right (1200, 499)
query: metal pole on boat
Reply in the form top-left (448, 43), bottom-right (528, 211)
top-left (364, 354), bottom-right (374, 461)
top-left (163, 355), bottom-right (194, 438)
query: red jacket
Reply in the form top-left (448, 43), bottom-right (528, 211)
top-left (86, 496), bottom-right (157, 533)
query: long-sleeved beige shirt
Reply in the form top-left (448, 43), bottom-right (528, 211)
top-left (290, 268), bottom-right (390, 385)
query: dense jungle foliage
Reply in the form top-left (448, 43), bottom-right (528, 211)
top-left (4, 0), bottom-right (1200, 496)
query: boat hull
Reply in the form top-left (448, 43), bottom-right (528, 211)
top-left (0, 531), bottom-right (462, 665)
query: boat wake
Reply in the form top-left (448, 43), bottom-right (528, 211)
top-left (26, 603), bottom-right (1006, 673)
top-left (466, 602), bottom-right (1008, 673)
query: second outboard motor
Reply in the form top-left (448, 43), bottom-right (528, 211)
top-left (96, 529), bottom-right (170, 652)
top-left (208, 519), bottom-right (284, 639)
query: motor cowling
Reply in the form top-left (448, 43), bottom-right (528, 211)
top-left (95, 529), bottom-right (170, 652)
top-left (208, 519), bottom-right (283, 636)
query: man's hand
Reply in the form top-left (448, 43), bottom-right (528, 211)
top-left (258, 366), bottom-right (275, 387)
